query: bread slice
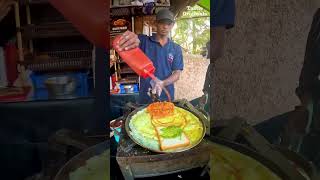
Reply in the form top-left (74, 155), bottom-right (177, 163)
top-left (155, 126), bottom-right (190, 151)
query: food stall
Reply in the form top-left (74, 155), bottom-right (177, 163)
top-left (109, 0), bottom-right (212, 118)
top-left (109, 1), bottom-right (174, 119)
top-left (0, 0), bottom-right (318, 179)
top-left (109, 1), bottom-right (318, 180)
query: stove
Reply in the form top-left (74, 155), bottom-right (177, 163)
top-left (116, 127), bottom-right (211, 180)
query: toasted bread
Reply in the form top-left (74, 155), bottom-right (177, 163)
top-left (155, 126), bottom-right (190, 151)
top-left (147, 102), bottom-right (175, 119)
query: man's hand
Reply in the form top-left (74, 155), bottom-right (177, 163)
top-left (150, 78), bottom-right (164, 97)
top-left (116, 31), bottom-right (140, 51)
top-left (149, 70), bottom-right (181, 97)
top-left (198, 92), bottom-right (208, 109)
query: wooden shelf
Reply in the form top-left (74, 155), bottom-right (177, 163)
top-left (118, 78), bottom-right (139, 84)
top-left (22, 22), bottom-right (81, 39)
top-left (19, 0), bottom-right (49, 5)
top-left (120, 69), bottom-right (135, 74)
top-left (20, 50), bottom-right (92, 72)
top-left (20, 57), bottom-right (92, 72)
top-left (18, 0), bottom-right (94, 75)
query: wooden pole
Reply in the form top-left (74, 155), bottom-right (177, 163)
top-left (114, 54), bottom-right (118, 81)
top-left (14, 2), bottom-right (23, 62)
top-left (14, 2), bottom-right (29, 88)
top-left (26, 3), bottom-right (33, 53)
top-left (92, 46), bottom-right (96, 88)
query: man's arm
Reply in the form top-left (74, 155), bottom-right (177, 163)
top-left (211, 0), bottom-right (235, 61)
top-left (151, 70), bottom-right (181, 97)
top-left (203, 0), bottom-right (235, 93)
top-left (151, 45), bottom-right (183, 96)
top-left (203, 27), bottom-right (226, 93)
top-left (211, 27), bottom-right (226, 61)
top-left (163, 70), bottom-right (182, 86)
top-left (165, 45), bottom-right (184, 86)
top-left (296, 8), bottom-right (320, 106)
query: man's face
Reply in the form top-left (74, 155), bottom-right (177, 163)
top-left (156, 20), bottom-right (174, 36)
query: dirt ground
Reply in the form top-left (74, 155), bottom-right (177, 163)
top-left (175, 53), bottom-right (209, 101)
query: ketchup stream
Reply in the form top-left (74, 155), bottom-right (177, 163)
top-left (144, 70), bottom-right (172, 102)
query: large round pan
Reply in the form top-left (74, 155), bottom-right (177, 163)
top-left (54, 140), bottom-right (110, 180)
top-left (207, 136), bottom-right (314, 180)
top-left (125, 103), bottom-right (207, 153)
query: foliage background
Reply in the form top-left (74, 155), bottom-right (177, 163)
top-left (172, 5), bottom-right (210, 55)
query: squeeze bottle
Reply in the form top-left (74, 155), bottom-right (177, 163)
top-left (112, 35), bottom-right (155, 79)
top-left (112, 35), bottom-right (172, 101)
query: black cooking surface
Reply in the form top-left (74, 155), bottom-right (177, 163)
top-left (110, 138), bottom-right (210, 180)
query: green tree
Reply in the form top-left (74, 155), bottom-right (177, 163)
top-left (172, 5), bottom-right (210, 55)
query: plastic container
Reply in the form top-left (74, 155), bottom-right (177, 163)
top-left (112, 35), bottom-right (155, 79)
top-left (30, 72), bottom-right (88, 100)
top-left (45, 76), bottom-right (77, 99)
top-left (119, 84), bottom-right (139, 94)
top-left (110, 119), bottom-right (123, 143)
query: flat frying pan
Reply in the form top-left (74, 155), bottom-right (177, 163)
top-left (54, 140), bottom-right (109, 180)
top-left (207, 136), bottom-right (314, 180)
top-left (125, 102), bottom-right (207, 153)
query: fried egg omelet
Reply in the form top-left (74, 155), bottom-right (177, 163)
top-left (129, 104), bottom-right (204, 152)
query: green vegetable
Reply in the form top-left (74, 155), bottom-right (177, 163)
top-left (160, 126), bottom-right (183, 138)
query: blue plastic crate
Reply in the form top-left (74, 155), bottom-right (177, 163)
top-left (119, 84), bottom-right (139, 94)
top-left (30, 72), bottom-right (89, 100)
top-left (33, 87), bottom-right (86, 100)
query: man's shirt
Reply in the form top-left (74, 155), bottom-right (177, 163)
top-left (211, 0), bottom-right (236, 29)
top-left (138, 34), bottom-right (184, 104)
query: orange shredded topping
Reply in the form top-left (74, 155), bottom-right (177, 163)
top-left (147, 102), bottom-right (174, 119)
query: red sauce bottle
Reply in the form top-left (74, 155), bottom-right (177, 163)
top-left (112, 35), bottom-right (171, 101)
top-left (112, 35), bottom-right (155, 79)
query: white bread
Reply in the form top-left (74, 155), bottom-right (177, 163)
top-left (155, 126), bottom-right (190, 151)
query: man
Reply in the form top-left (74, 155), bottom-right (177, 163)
top-left (200, 0), bottom-right (235, 119)
top-left (115, 9), bottom-right (183, 104)
top-left (253, 9), bottom-right (320, 169)
top-left (295, 8), bottom-right (320, 115)
top-left (280, 8), bottom-right (320, 152)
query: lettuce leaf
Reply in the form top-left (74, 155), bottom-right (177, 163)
top-left (160, 126), bottom-right (183, 138)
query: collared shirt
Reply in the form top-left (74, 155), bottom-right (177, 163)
top-left (211, 0), bottom-right (236, 29)
top-left (207, 0), bottom-right (235, 59)
top-left (137, 34), bottom-right (184, 104)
